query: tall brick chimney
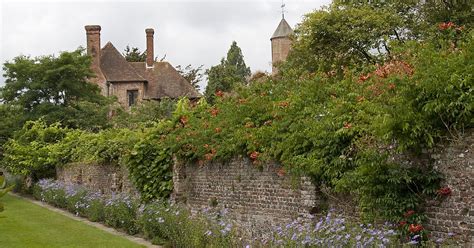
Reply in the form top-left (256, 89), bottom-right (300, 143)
top-left (84, 25), bottom-right (106, 96)
top-left (145, 28), bottom-right (154, 68)
top-left (85, 25), bottom-right (102, 71)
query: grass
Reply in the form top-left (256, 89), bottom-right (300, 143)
top-left (0, 194), bottom-right (144, 248)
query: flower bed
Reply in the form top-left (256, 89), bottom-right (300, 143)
top-left (32, 179), bottom-right (459, 247)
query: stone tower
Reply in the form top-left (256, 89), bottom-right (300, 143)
top-left (270, 17), bottom-right (293, 74)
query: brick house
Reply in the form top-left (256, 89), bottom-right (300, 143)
top-left (84, 25), bottom-right (200, 108)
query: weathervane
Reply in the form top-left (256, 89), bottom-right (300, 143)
top-left (281, 1), bottom-right (286, 19)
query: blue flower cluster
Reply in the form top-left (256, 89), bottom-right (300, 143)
top-left (252, 212), bottom-right (397, 247)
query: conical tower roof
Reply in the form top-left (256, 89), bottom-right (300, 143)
top-left (271, 18), bottom-right (294, 40)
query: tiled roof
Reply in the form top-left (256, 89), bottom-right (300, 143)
top-left (271, 18), bottom-right (294, 40)
top-left (100, 42), bottom-right (146, 82)
top-left (129, 62), bottom-right (201, 99)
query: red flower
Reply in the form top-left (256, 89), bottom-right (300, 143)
top-left (277, 101), bottom-right (289, 107)
top-left (205, 153), bottom-right (214, 161)
top-left (210, 108), bottom-right (219, 117)
top-left (250, 151), bottom-right (259, 160)
top-left (439, 22), bottom-right (455, 30)
top-left (409, 224), bottom-right (423, 233)
top-left (215, 90), bottom-right (224, 97)
top-left (277, 168), bottom-right (286, 177)
top-left (214, 127), bottom-right (222, 133)
top-left (238, 98), bottom-right (247, 104)
top-left (180, 116), bottom-right (188, 125)
top-left (204, 148), bottom-right (217, 161)
top-left (399, 221), bottom-right (407, 227)
top-left (437, 186), bottom-right (452, 196)
top-left (343, 122), bottom-right (352, 129)
top-left (404, 210), bottom-right (415, 218)
top-left (358, 73), bottom-right (371, 82)
top-left (356, 96), bottom-right (365, 102)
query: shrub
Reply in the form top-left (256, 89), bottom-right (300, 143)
top-left (104, 193), bottom-right (140, 235)
top-left (138, 202), bottom-right (238, 247)
top-left (84, 195), bottom-right (105, 222)
top-left (258, 211), bottom-right (398, 247)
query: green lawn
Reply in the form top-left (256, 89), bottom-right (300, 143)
top-left (0, 194), bottom-right (144, 248)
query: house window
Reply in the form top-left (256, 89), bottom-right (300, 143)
top-left (127, 90), bottom-right (139, 107)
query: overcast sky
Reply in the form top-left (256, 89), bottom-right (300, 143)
top-left (0, 0), bottom-right (330, 90)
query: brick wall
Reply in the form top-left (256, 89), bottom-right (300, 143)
top-left (172, 156), bottom-right (320, 238)
top-left (173, 132), bottom-right (473, 243)
top-left (425, 131), bottom-right (473, 245)
top-left (56, 162), bottom-right (135, 195)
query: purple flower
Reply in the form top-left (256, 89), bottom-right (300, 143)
top-left (408, 240), bottom-right (418, 245)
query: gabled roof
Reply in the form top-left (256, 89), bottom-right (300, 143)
top-left (100, 42), bottom-right (146, 82)
top-left (271, 18), bottom-right (294, 40)
top-left (129, 62), bottom-right (201, 99)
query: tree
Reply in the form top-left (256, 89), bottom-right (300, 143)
top-left (422, 0), bottom-right (474, 29)
top-left (0, 104), bottom-right (26, 152)
top-left (283, 6), bottom-right (403, 76)
top-left (0, 48), bottom-right (111, 134)
top-left (333, 0), bottom-right (474, 38)
top-left (123, 45), bottom-right (146, 62)
top-left (175, 64), bottom-right (204, 90)
top-left (225, 41), bottom-right (251, 80)
top-left (204, 41), bottom-right (251, 102)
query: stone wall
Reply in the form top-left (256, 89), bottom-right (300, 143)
top-left (56, 162), bottom-right (135, 195)
top-left (172, 156), bottom-right (320, 238)
top-left (425, 131), bottom-right (473, 245)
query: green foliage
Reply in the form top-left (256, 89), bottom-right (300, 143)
top-left (166, 30), bottom-right (472, 221)
top-left (139, 202), bottom-right (238, 247)
top-left (1, 48), bottom-right (102, 109)
top-left (205, 41), bottom-right (251, 102)
top-left (111, 98), bottom-right (176, 129)
top-left (124, 124), bottom-right (174, 201)
top-left (2, 120), bottom-right (69, 177)
top-left (0, 104), bottom-right (25, 151)
top-left (225, 41), bottom-right (251, 80)
top-left (283, 1), bottom-right (473, 77)
top-left (2, 119), bottom-right (171, 200)
top-left (0, 48), bottom-right (112, 152)
top-left (284, 6), bottom-right (402, 76)
top-left (123, 45), bottom-right (147, 62)
top-left (104, 195), bottom-right (140, 235)
top-left (422, 0), bottom-right (474, 29)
